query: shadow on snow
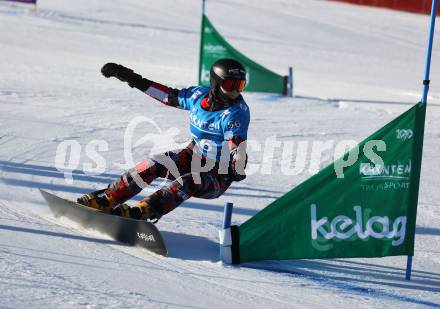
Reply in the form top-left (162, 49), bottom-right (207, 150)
top-left (242, 259), bottom-right (440, 307)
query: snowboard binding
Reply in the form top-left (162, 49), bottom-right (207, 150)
top-left (77, 189), bottom-right (115, 212)
top-left (112, 201), bottom-right (158, 223)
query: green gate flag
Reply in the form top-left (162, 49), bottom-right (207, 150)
top-left (233, 102), bottom-right (426, 263)
top-left (198, 14), bottom-right (287, 94)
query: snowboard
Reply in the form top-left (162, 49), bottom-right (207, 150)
top-left (39, 189), bottom-right (167, 256)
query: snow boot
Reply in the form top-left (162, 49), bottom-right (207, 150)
top-left (77, 189), bottom-right (116, 212)
top-left (111, 200), bottom-right (156, 221)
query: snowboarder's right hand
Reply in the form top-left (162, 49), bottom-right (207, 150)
top-left (101, 63), bottom-right (133, 81)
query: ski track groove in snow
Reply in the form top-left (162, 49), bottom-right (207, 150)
top-left (2, 197), bottom-right (330, 308)
top-left (0, 202), bottom-right (201, 308)
top-left (114, 247), bottom-right (296, 308)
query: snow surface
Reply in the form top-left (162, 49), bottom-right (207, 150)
top-left (0, 0), bottom-right (439, 308)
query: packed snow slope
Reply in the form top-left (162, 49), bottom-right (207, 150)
top-left (1, 0), bottom-right (439, 308)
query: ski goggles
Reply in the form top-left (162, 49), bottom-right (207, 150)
top-left (221, 79), bottom-right (246, 92)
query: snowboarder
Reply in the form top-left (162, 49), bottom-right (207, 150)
top-left (77, 59), bottom-right (250, 222)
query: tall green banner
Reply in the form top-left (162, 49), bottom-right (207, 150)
top-left (234, 102), bottom-right (426, 263)
top-left (199, 14), bottom-right (287, 94)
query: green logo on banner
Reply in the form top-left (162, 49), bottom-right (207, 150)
top-left (236, 103), bottom-right (426, 263)
top-left (311, 204), bottom-right (407, 246)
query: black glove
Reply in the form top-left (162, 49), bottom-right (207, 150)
top-left (230, 166), bottom-right (246, 182)
top-left (229, 158), bottom-right (247, 182)
top-left (227, 140), bottom-right (248, 182)
top-left (101, 63), bottom-right (134, 80)
top-left (101, 63), bottom-right (152, 91)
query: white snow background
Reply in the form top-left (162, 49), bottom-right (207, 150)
top-left (0, 0), bottom-right (439, 308)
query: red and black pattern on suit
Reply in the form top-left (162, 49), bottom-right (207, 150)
top-left (105, 142), bottom-right (233, 219)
